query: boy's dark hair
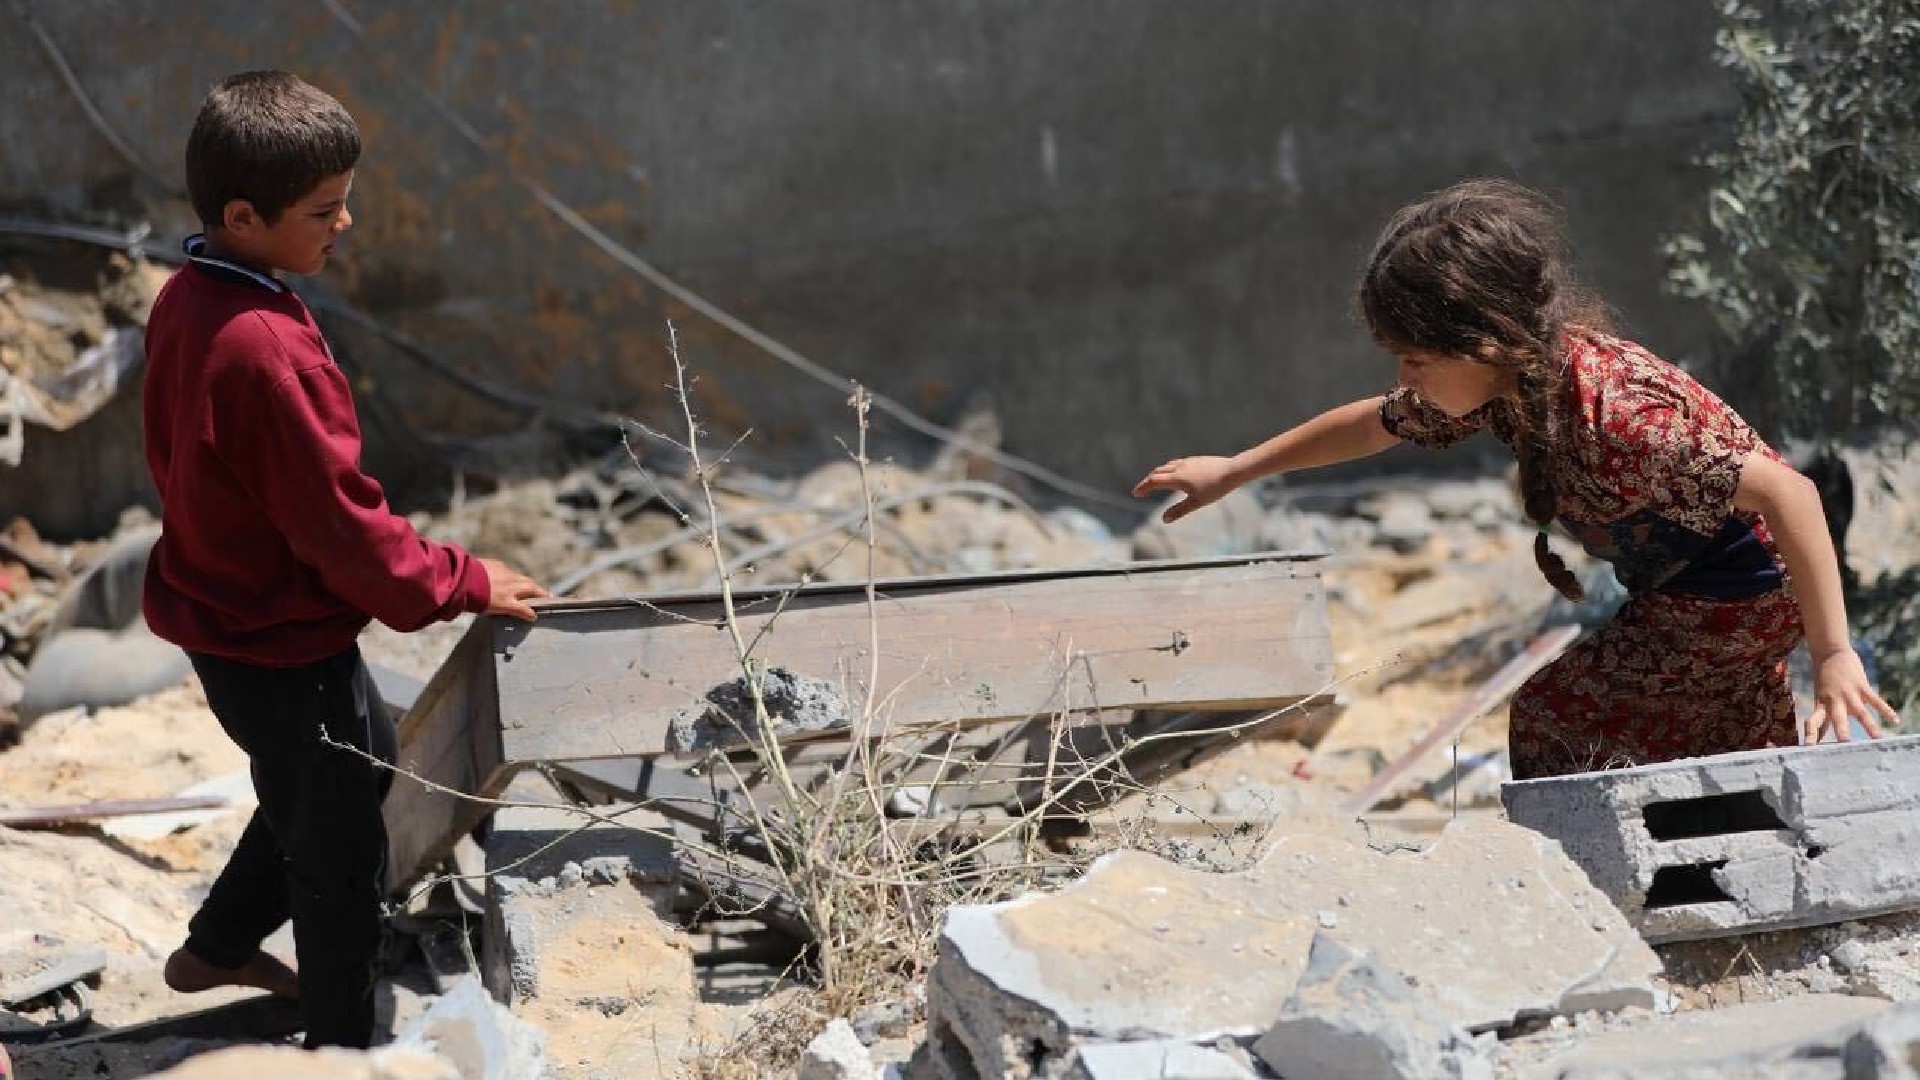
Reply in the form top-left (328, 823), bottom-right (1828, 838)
top-left (186, 71), bottom-right (360, 229)
top-left (1358, 178), bottom-right (1612, 603)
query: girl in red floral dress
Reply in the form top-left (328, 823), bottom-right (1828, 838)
top-left (1135, 179), bottom-right (1897, 780)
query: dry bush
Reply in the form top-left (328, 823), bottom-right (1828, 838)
top-left (623, 325), bottom-right (1321, 1077)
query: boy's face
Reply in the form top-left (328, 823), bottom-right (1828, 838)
top-left (221, 170), bottom-right (354, 276)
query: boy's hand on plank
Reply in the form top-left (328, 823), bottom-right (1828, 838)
top-left (480, 558), bottom-right (549, 622)
top-left (1132, 455), bottom-right (1241, 524)
top-left (1805, 648), bottom-right (1900, 744)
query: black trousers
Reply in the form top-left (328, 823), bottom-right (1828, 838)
top-left (183, 647), bottom-right (395, 1049)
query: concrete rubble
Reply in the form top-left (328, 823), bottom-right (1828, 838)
top-left (1504, 736), bottom-right (1920, 943)
top-left (1525, 995), bottom-right (1908, 1079)
top-left (480, 804), bottom-right (681, 1006)
top-left (800, 1017), bottom-right (881, 1080)
top-left (470, 801), bottom-right (750, 1078)
top-left (394, 976), bottom-right (549, 1080)
top-left (4, 361), bottom-right (1919, 1079)
top-left (1252, 932), bottom-right (1492, 1080)
top-left (907, 817), bottom-right (1662, 1078)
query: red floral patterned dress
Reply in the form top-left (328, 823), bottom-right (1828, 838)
top-left (1380, 330), bottom-right (1801, 780)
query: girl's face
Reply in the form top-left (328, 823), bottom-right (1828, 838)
top-left (1394, 348), bottom-right (1516, 417)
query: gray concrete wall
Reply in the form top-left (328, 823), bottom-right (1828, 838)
top-left (0, 0), bottom-right (1732, 528)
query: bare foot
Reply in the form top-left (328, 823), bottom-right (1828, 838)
top-left (163, 947), bottom-right (300, 999)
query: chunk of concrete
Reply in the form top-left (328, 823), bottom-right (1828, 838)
top-left (1503, 736), bottom-right (1920, 943)
top-left (395, 975), bottom-right (548, 1080)
top-left (802, 1018), bottom-right (879, 1080)
top-left (1067, 1040), bottom-right (1259, 1079)
top-left (1242, 817), bottom-right (1663, 1031)
top-left (480, 803), bottom-right (679, 1005)
top-left (918, 848), bottom-right (1316, 1078)
top-left (1527, 995), bottom-right (1889, 1080)
top-left (1254, 932), bottom-right (1491, 1080)
top-left (911, 817), bottom-right (1662, 1077)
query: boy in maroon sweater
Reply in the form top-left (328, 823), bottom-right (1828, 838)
top-left (143, 71), bottom-right (547, 1048)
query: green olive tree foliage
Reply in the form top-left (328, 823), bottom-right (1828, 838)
top-left (1666, 0), bottom-right (1920, 711)
top-left (1665, 0), bottom-right (1920, 443)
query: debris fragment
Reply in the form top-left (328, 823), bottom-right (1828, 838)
top-left (1253, 932), bottom-right (1491, 1080)
top-left (668, 666), bottom-right (851, 753)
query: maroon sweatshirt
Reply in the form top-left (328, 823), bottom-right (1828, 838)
top-left (142, 244), bottom-right (490, 666)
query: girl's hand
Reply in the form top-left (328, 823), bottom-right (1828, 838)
top-left (1805, 649), bottom-right (1900, 744)
top-left (1131, 455), bottom-right (1243, 523)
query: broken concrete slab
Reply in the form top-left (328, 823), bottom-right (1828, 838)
top-left (1253, 932), bottom-right (1491, 1080)
top-left (1526, 995), bottom-right (1890, 1079)
top-left (1067, 1040), bottom-right (1260, 1079)
top-left (914, 848), bottom-right (1316, 1077)
top-left (909, 816), bottom-right (1662, 1077)
top-left (1503, 736), bottom-right (1920, 943)
top-left (1241, 817), bottom-right (1663, 1031)
top-left (479, 803), bottom-right (679, 1006)
top-left (478, 801), bottom-right (738, 1075)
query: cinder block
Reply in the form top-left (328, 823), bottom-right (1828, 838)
top-left (1503, 736), bottom-right (1920, 943)
top-left (480, 804), bottom-right (679, 1004)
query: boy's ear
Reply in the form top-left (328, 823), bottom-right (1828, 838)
top-left (221, 198), bottom-right (261, 234)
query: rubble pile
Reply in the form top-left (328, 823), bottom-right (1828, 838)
top-left (4, 256), bottom-right (1920, 1080)
top-left (908, 818), bottom-right (1662, 1079)
top-left (0, 244), bottom-right (168, 456)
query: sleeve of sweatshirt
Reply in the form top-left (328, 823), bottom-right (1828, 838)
top-left (219, 333), bottom-right (493, 631)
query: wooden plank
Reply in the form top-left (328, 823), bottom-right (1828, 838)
top-left (381, 624), bottom-right (509, 893)
top-left (381, 555), bottom-right (1333, 893)
top-left (1337, 624), bottom-right (1581, 816)
top-left (495, 556), bottom-right (1332, 763)
top-left (0, 796), bottom-right (227, 828)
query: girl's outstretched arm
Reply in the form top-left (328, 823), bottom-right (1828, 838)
top-left (1733, 452), bottom-right (1900, 743)
top-left (1133, 396), bottom-right (1400, 523)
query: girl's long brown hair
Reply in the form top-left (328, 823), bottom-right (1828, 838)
top-left (1358, 179), bottom-right (1611, 601)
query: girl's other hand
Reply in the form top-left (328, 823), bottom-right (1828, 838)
top-left (1131, 455), bottom-right (1242, 523)
top-left (1805, 649), bottom-right (1900, 744)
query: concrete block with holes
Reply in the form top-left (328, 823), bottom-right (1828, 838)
top-left (1501, 735), bottom-right (1920, 943)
